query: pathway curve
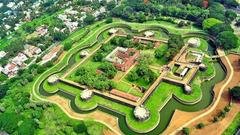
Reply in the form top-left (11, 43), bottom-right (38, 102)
top-left (169, 50), bottom-right (234, 135)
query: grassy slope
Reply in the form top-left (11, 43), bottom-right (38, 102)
top-left (222, 112), bottom-right (240, 135)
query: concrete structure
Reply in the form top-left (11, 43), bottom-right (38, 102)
top-left (80, 50), bottom-right (89, 58)
top-left (109, 28), bottom-right (118, 35)
top-left (47, 75), bottom-right (59, 85)
top-left (134, 105), bottom-right (150, 121)
top-left (0, 51), bottom-right (7, 59)
top-left (80, 89), bottom-right (93, 101)
top-left (188, 38), bottom-right (200, 48)
top-left (199, 63), bottom-right (207, 71)
top-left (144, 31), bottom-right (154, 37)
top-left (105, 47), bottom-right (140, 72)
top-left (184, 84), bottom-right (192, 94)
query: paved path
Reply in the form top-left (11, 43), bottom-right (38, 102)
top-left (169, 50), bottom-right (234, 135)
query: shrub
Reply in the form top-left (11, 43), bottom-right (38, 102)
top-left (196, 123), bottom-right (205, 129)
top-left (182, 127), bottom-right (190, 135)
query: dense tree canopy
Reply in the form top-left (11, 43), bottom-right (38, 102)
top-left (230, 86), bottom-right (240, 100)
top-left (202, 18), bottom-right (223, 30)
top-left (216, 31), bottom-right (239, 50)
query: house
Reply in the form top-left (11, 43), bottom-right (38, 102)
top-left (0, 51), bottom-right (7, 59)
top-left (35, 26), bottom-right (48, 36)
top-left (23, 45), bottom-right (42, 58)
top-left (105, 47), bottom-right (140, 72)
top-left (40, 45), bottom-right (63, 65)
top-left (2, 63), bottom-right (19, 78)
top-left (65, 21), bottom-right (78, 32)
top-left (12, 53), bottom-right (28, 67)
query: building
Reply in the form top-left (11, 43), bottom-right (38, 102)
top-left (2, 63), bottom-right (19, 78)
top-left (35, 25), bottom-right (48, 36)
top-left (80, 50), bottom-right (89, 58)
top-left (12, 53), bottom-right (28, 67)
top-left (40, 45), bottom-right (63, 65)
top-left (144, 31), bottom-right (154, 37)
top-left (0, 51), bottom-right (7, 59)
top-left (23, 45), bottom-right (42, 58)
top-left (188, 38), bottom-right (200, 48)
top-left (109, 28), bottom-right (118, 35)
top-left (105, 47), bottom-right (140, 72)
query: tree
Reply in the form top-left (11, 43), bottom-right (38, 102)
top-left (182, 127), bottom-right (190, 135)
top-left (84, 14), bottom-right (95, 25)
top-left (208, 23), bottom-right (233, 36)
top-left (73, 122), bottom-right (87, 133)
top-left (63, 41), bottom-right (72, 51)
top-left (107, 1), bottom-right (116, 10)
top-left (93, 52), bottom-right (104, 62)
top-left (17, 119), bottom-right (36, 135)
top-left (216, 31), bottom-right (239, 50)
top-left (225, 10), bottom-right (237, 22)
top-left (155, 47), bottom-right (165, 59)
top-left (202, 18), bottom-right (223, 30)
top-left (168, 34), bottom-right (184, 50)
top-left (98, 62), bottom-right (117, 79)
top-left (105, 17), bottom-right (113, 23)
top-left (196, 123), bottom-right (205, 129)
top-left (128, 71), bottom-right (139, 81)
top-left (230, 86), bottom-right (240, 100)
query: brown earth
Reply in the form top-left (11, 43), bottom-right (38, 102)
top-left (163, 54), bottom-right (239, 135)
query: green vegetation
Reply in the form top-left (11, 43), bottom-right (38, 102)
top-left (229, 86), bottom-right (240, 101)
top-left (223, 112), bottom-right (240, 135)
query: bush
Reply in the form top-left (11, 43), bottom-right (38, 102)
top-left (196, 123), bottom-right (205, 129)
top-left (230, 86), bottom-right (240, 100)
top-left (224, 105), bottom-right (231, 112)
top-left (105, 17), bottom-right (113, 23)
top-left (73, 122), bottom-right (87, 133)
top-left (182, 127), bottom-right (190, 135)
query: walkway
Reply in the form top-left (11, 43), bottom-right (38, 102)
top-left (168, 50), bottom-right (234, 135)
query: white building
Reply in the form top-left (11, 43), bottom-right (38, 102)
top-left (2, 63), bottom-right (19, 78)
top-left (0, 51), bottom-right (7, 59)
top-left (12, 53), bottom-right (28, 66)
top-left (23, 45), bottom-right (42, 58)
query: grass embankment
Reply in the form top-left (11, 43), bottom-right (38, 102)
top-left (222, 112), bottom-right (240, 135)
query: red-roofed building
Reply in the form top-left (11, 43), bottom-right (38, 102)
top-left (105, 47), bottom-right (140, 72)
top-left (40, 45), bottom-right (63, 65)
